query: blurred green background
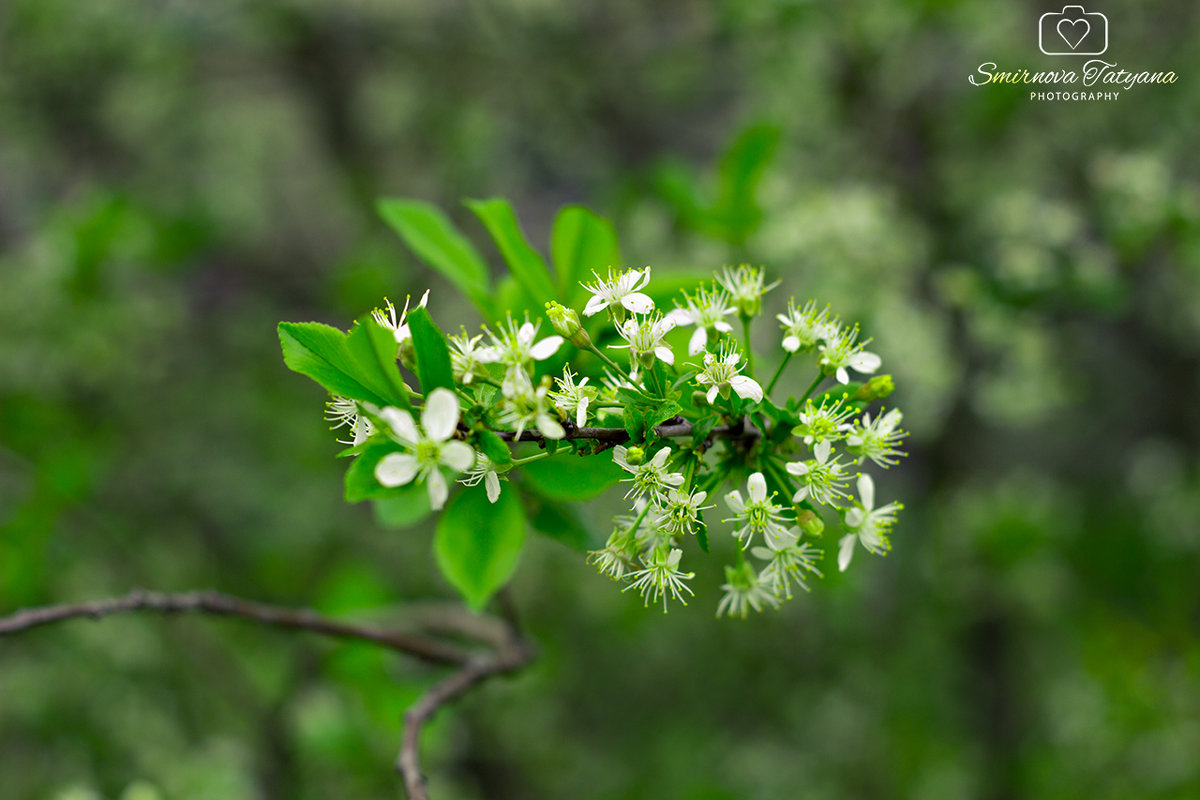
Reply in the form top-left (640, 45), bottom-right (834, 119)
top-left (2, 1), bottom-right (1199, 798)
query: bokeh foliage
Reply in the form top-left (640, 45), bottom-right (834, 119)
top-left (2, 1), bottom-right (1199, 798)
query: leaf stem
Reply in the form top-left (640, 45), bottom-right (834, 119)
top-left (799, 372), bottom-right (826, 404)
top-left (741, 314), bottom-right (755, 379)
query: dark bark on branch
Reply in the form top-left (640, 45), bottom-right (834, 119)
top-left (0, 588), bottom-right (469, 665)
top-left (0, 588), bottom-right (538, 799)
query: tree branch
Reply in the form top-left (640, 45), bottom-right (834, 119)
top-left (395, 591), bottom-right (535, 800)
top-left (0, 588), bottom-right (470, 666)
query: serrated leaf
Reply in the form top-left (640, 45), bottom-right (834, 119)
top-left (376, 199), bottom-right (494, 318)
top-left (466, 198), bottom-right (558, 306)
top-left (345, 316), bottom-right (412, 409)
top-left (623, 407), bottom-right (645, 442)
top-left (435, 485), bottom-right (526, 610)
top-left (691, 415), bottom-right (717, 446)
top-left (279, 321), bottom-right (394, 407)
top-left (551, 205), bottom-right (620, 304)
top-left (646, 401), bottom-right (682, 430)
top-left (694, 510), bottom-right (710, 553)
top-left (521, 454), bottom-right (624, 502)
top-left (406, 307), bottom-right (454, 393)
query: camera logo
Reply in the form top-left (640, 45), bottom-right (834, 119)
top-left (1039, 5), bottom-right (1108, 56)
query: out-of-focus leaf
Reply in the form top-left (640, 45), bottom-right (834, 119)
top-left (474, 429), bottom-right (513, 465)
top-left (435, 484), bottom-right (526, 610)
top-left (522, 454), bottom-right (624, 502)
top-left (377, 199), bottom-right (493, 317)
top-left (466, 198), bottom-right (558, 306)
top-left (373, 490), bottom-right (432, 529)
top-left (345, 441), bottom-right (410, 502)
top-left (551, 205), bottom-right (620, 304)
top-left (527, 496), bottom-right (596, 551)
top-left (406, 307), bottom-right (454, 393)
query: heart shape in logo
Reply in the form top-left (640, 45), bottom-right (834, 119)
top-left (1056, 18), bottom-right (1090, 50)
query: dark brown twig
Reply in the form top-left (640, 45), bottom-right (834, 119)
top-left (0, 588), bottom-right (469, 665)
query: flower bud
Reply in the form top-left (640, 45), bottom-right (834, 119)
top-left (856, 374), bottom-right (895, 402)
top-left (624, 445), bottom-right (646, 465)
top-left (796, 509), bottom-right (824, 537)
top-left (545, 302), bottom-right (592, 348)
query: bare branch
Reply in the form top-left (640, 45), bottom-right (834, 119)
top-left (395, 620), bottom-right (535, 799)
top-left (0, 589), bottom-right (470, 666)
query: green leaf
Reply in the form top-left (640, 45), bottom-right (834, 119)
top-left (406, 307), bottom-right (454, 393)
top-left (527, 497), bottom-right (596, 552)
top-left (372, 488), bottom-right (432, 529)
top-left (474, 429), bottom-right (512, 465)
top-left (521, 454), bottom-right (624, 502)
top-left (466, 198), bottom-right (558, 306)
top-left (551, 205), bottom-right (620, 304)
top-left (646, 401), bottom-right (682, 430)
top-left (345, 316), bottom-right (412, 409)
top-left (623, 406), bottom-right (645, 442)
top-left (694, 510), bottom-right (710, 553)
top-left (279, 321), bottom-right (395, 407)
top-left (345, 441), bottom-right (409, 502)
top-left (376, 199), bottom-right (494, 317)
top-left (435, 485), bottom-right (527, 610)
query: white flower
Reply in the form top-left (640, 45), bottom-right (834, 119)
top-left (371, 290), bottom-right (429, 344)
top-left (374, 388), bottom-right (475, 510)
top-left (666, 286), bottom-right (735, 355)
top-left (497, 378), bottom-right (565, 441)
top-left (551, 367), bottom-right (598, 428)
top-left (623, 546), bottom-right (695, 612)
top-left (793, 395), bottom-right (855, 446)
top-left (819, 324), bottom-right (882, 385)
top-left (477, 315), bottom-right (563, 377)
top-left (448, 330), bottom-right (490, 385)
top-left (777, 300), bottom-right (837, 353)
top-left (838, 473), bottom-right (901, 572)
top-left (785, 440), bottom-right (852, 507)
top-left (716, 265), bottom-right (779, 317)
top-left (658, 488), bottom-right (713, 537)
top-left (458, 452), bottom-right (505, 503)
top-left (613, 446), bottom-right (685, 502)
top-left (751, 527), bottom-right (823, 599)
top-left (581, 267), bottom-right (655, 319)
top-left (325, 396), bottom-right (374, 446)
top-left (695, 344), bottom-right (763, 404)
top-left (724, 472), bottom-right (790, 549)
top-left (846, 408), bottom-right (907, 468)
top-left (715, 562), bottom-right (780, 618)
top-left (610, 312), bottom-right (676, 367)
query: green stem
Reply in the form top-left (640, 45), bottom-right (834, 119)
top-left (589, 343), bottom-right (633, 381)
top-left (511, 451), bottom-right (554, 467)
top-left (765, 352), bottom-right (792, 395)
top-left (627, 500), bottom-right (653, 538)
top-left (799, 372), bottom-right (826, 404)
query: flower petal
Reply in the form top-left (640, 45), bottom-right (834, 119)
top-left (706, 386), bottom-right (718, 404)
top-left (530, 335), bottom-right (564, 361)
top-left (577, 396), bottom-right (589, 428)
top-left (426, 470), bottom-right (449, 510)
top-left (782, 335), bottom-right (800, 353)
top-left (421, 388), bottom-right (460, 442)
top-left (583, 294), bottom-right (607, 316)
top-left (440, 440), bottom-right (476, 472)
top-left (538, 415), bottom-right (566, 440)
top-left (379, 407), bottom-right (419, 444)
top-left (814, 440), bottom-right (832, 464)
top-left (785, 461), bottom-right (809, 476)
top-left (730, 375), bottom-right (763, 403)
top-left (849, 351), bottom-right (882, 373)
top-left (688, 327), bottom-right (707, 356)
top-left (836, 367), bottom-right (850, 384)
top-left (485, 471), bottom-right (501, 503)
top-left (725, 490), bottom-right (745, 514)
top-left (666, 308), bottom-right (692, 326)
top-left (748, 472), bottom-right (767, 502)
top-left (655, 346), bottom-right (675, 365)
top-left (375, 453), bottom-right (418, 487)
top-left (845, 508), bottom-right (865, 528)
top-left (857, 473), bottom-right (875, 510)
top-left (838, 533), bottom-right (857, 572)
top-left (622, 292), bottom-right (655, 314)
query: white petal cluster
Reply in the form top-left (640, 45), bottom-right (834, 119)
top-left (610, 312), bottom-right (676, 368)
top-left (667, 286), bottom-right (735, 355)
top-left (819, 324), bottom-right (882, 385)
top-left (695, 344), bottom-right (763, 404)
top-left (582, 267), bottom-right (655, 319)
top-left (838, 474), bottom-right (902, 572)
top-left (374, 388), bottom-right (475, 510)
